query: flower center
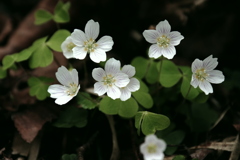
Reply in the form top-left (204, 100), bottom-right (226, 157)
top-left (102, 74), bottom-right (116, 87)
top-left (66, 42), bottom-right (76, 52)
top-left (147, 144), bottom-right (157, 154)
top-left (84, 38), bottom-right (98, 53)
top-left (157, 35), bottom-right (170, 48)
top-left (195, 68), bottom-right (208, 81)
top-left (66, 83), bottom-right (78, 96)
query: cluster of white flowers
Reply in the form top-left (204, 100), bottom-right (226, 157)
top-left (140, 134), bottom-right (166, 160)
top-left (92, 58), bottom-right (140, 101)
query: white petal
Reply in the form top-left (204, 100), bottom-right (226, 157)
top-left (206, 70), bottom-right (225, 84)
top-left (127, 78), bottom-right (140, 92)
top-left (105, 58), bottom-right (121, 75)
top-left (55, 95), bottom-right (73, 105)
top-left (89, 49), bottom-right (107, 63)
top-left (155, 139), bottom-right (167, 152)
top-left (72, 46), bottom-right (87, 59)
top-left (145, 134), bottom-right (158, 143)
top-left (69, 68), bottom-right (79, 85)
top-left (142, 30), bottom-right (159, 44)
top-left (107, 85), bottom-right (121, 100)
top-left (156, 20), bottom-right (171, 34)
top-left (56, 66), bottom-right (72, 86)
top-left (97, 36), bottom-right (114, 52)
top-left (48, 84), bottom-right (67, 98)
top-left (61, 36), bottom-right (75, 59)
top-left (71, 29), bottom-right (87, 46)
top-left (121, 65), bottom-right (136, 78)
top-left (168, 31), bottom-right (184, 46)
top-left (162, 45), bottom-right (176, 59)
top-left (203, 55), bottom-right (218, 71)
top-left (120, 88), bottom-right (131, 101)
top-left (85, 19), bottom-right (99, 40)
top-left (199, 80), bottom-right (213, 95)
top-left (149, 44), bottom-right (162, 59)
top-left (94, 82), bottom-right (107, 96)
top-left (143, 153), bottom-right (164, 160)
top-left (190, 76), bottom-right (200, 88)
top-left (114, 73), bottom-right (130, 88)
top-left (92, 68), bottom-right (106, 81)
top-left (191, 59), bottom-right (203, 73)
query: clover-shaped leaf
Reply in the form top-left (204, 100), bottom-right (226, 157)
top-left (53, 1), bottom-right (70, 23)
top-left (53, 106), bottom-right (88, 128)
top-left (131, 56), bottom-right (148, 79)
top-left (76, 92), bottom-right (98, 110)
top-left (135, 111), bottom-right (170, 135)
top-left (99, 97), bottom-right (138, 118)
top-left (132, 90), bottom-right (153, 109)
top-left (28, 77), bottom-right (53, 100)
top-left (34, 9), bottom-right (53, 25)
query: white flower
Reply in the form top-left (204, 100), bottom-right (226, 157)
top-left (47, 66), bottom-right (80, 105)
top-left (140, 134), bottom-right (166, 160)
top-left (143, 20), bottom-right (184, 59)
top-left (119, 65), bottom-right (140, 101)
top-left (92, 58), bottom-right (130, 100)
top-left (191, 55), bottom-right (225, 95)
top-left (71, 19), bottom-right (114, 63)
top-left (61, 36), bottom-right (76, 59)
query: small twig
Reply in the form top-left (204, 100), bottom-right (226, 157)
top-left (105, 114), bottom-right (119, 160)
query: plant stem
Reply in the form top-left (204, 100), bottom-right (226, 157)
top-left (105, 114), bottom-right (119, 160)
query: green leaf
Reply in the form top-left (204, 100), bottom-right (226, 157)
top-left (163, 130), bottom-right (185, 155)
top-left (76, 92), bottom-right (97, 109)
top-left (158, 60), bottom-right (182, 87)
top-left (34, 9), bottom-right (53, 25)
top-left (29, 36), bottom-right (53, 68)
top-left (172, 155), bottom-right (186, 160)
top-left (16, 47), bottom-right (34, 62)
top-left (132, 90), bottom-right (153, 109)
top-left (61, 154), bottom-right (77, 160)
top-left (131, 56), bottom-right (148, 79)
top-left (179, 66), bottom-right (199, 100)
top-left (138, 79), bottom-right (149, 92)
top-left (46, 29), bottom-right (71, 52)
top-left (2, 54), bottom-right (18, 70)
top-left (53, 1), bottom-right (70, 23)
top-left (135, 111), bottom-right (170, 135)
top-left (0, 67), bottom-right (7, 79)
top-left (28, 77), bottom-right (53, 100)
top-left (53, 106), bottom-right (88, 128)
top-left (145, 60), bottom-right (159, 84)
top-left (99, 97), bottom-right (139, 118)
top-left (192, 92), bottom-right (209, 103)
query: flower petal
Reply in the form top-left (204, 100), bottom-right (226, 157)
top-left (114, 72), bottom-right (130, 88)
top-left (127, 78), bottom-right (140, 92)
top-left (48, 84), bottom-right (67, 98)
top-left (85, 19), bottom-right (99, 40)
top-left (55, 95), bottom-right (73, 105)
top-left (143, 30), bottom-right (159, 44)
top-left (94, 82), bottom-right (107, 96)
top-left (168, 31), bottom-right (184, 46)
top-left (190, 76), bottom-right (200, 88)
top-left (107, 85), bottom-right (121, 100)
top-left (203, 55), bottom-right (218, 71)
top-left (97, 36), bottom-right (114, 52)
top-left (89, 48), bottom-right (107, 63)
top-left (105, 58), bottom-right (121, 75)
top-left (156, 20), bottom-right (171, 34)
top-left (71, 29), bottom-right (87, 46)
top-left (207, 70), bottom-right (225, 84)
top-left (191, 59), bottom-right (203, 73)
top-left (162, 45), bottom-right (176, 59)
top-left (72, 46), bottom-right (87, 59)
top-left (199, 80), bottom-right (213, 95)
top-left (121, 65), bottom-right (136, 78)
top-left (120, 88), bottom-right (131, 101)
top-left (149, 44), bottom-right (162, 59)
top-left (61, 36), bottom-right (75, 59)
top-left (69, 68), bottom-right (79, 85)
top-left (92, 68), bottom-right (106, 81)
top-left (56, 66), bottom-right (72, 86)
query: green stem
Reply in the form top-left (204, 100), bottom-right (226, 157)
top-left (157, 56), bottom-right (164, 81)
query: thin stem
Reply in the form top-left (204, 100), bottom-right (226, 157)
top-left (181, 85), bottom-right (192, 105)
top-left (157, 56), bottom-right (164, 81)
top-left (105, 114), bottom-right (119, 160)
